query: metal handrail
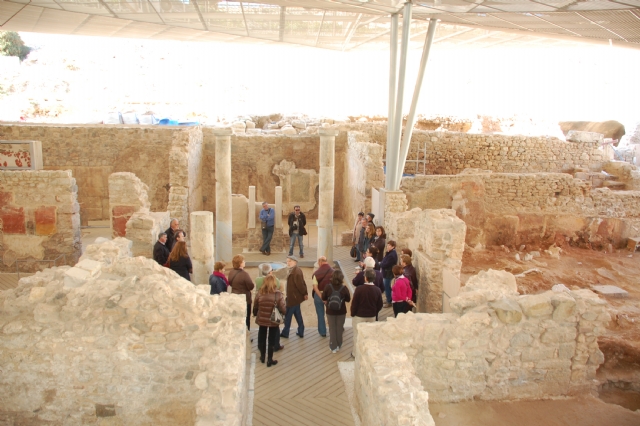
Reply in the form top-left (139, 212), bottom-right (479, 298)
top-left (15, 254), bottom-right (67, 278)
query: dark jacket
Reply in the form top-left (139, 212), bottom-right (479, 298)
top-left (287, 212), bottom-right (307, 236)
top-left (153, 241), bottom-right (170, 266)
top-left (404, 264), bottom-right (418, 303)
top-left (229, 268), bottom-right (255, 304)
top-left (350, 284), bottom-right (383, 318)
top-left (322, 284), bottom-right (351, 316)
top-left (312, 263), bottom-right (334, 293)
top-left (357, 227), bottom-right (366, 252)
top-left (253, 290), bottom-right (286, 328)
top-left (169, 256), bottom-right (192, 281)
top-left (380, 248), bottom-right (398, 279)
top-left (352, 269), bottom-right (384, 293)
top-left (165, 227), bottom-right (177, 252)
top-left (372, 237), bottom-right (386, 262)
top-left (286, 266), bottom-right (308, 307)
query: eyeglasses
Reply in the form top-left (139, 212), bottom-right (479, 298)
top-left (295, 209), bottom-right (300, 211)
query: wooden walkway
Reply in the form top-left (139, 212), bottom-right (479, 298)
top-left (0, 273), bottom-right (26, 291)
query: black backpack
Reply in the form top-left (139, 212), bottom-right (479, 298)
top-left (327, 285), bottom-right (344, 311)
top-left (209, 275), bottom-right (227, 295)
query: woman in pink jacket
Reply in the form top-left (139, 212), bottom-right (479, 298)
top-left (391, 265), bottom-right (412, 317)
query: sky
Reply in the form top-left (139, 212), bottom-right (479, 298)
top-left (3, 32), bottom-right (640, 129)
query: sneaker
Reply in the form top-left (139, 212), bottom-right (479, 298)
top-left (331, 348), bottom-right (338, 354)
top-left (336, 346), bottom-right (340, 352)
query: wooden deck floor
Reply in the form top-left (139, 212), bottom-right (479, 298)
top-left (0, 273), bottom-right (27, 291)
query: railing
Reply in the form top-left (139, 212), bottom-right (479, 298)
top-left (15, 254), bottom-right (67, 279)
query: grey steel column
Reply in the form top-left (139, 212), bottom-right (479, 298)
top-left (318, 128), bottom-right (338, 263)
top-left (385, 12), bottom-right (399, 190)
top-left (395, 18), bottom-right (438, 189)
top-left (213, 127), bottom-right (233, 262)
top-left (389, 2), bottom-right (412, 190)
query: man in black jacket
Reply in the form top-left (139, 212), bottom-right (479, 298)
top-left (350, 269), bottom-right (383, 358)
top-left (287, 205), bottom-right (307, 258)
top-left (165, 218), bottom-right (180, 252)
top-left (153, 232), bottom-right (170, 266)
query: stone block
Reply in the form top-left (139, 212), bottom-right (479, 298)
top-left (540, 326), bottom-right (577, 344)
top-left (28, 287), bottom-right (47, 303)
top-left (63, 266), bottom-right (92, 288)
top-left (35, 206), bottom-right (57, 236)
top-left (590, 285), bottom-right (628, 298)
top-left (551, 292), bottom-right (577, 321)
top-left (518, 293), bottom-right (553, 318)
top-left (490, 298), bottom-right (523, 324)
top-left (75, 258), bottom-right (102, 277)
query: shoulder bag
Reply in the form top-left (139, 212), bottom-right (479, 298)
top-left (270, 293), bottom-right (283, 324)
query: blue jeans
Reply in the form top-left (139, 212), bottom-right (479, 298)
top-left (383, 277), bottom-right (393, 304)
top-left (313, 293), bottom-right (326, 336)
top-left (288, 234), bottom-right (304, 256)
top-left (281, 304), bottom-right (304, 337)
top-left (260, 225), bottom-right (274, 253)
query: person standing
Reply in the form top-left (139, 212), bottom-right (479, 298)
top-left (255, 263), bottom-right (284, 351)
top-left (363, 223), bottom-right (376, 257)
top-left (311, 256), bottom-right (334, 338)
top-left (372, 226), bottom-right (387, 263)
top-left (253, 275), bottom-right (286, 367)
top-left (259, 202), bottom-right (275, 255)
top-left (209, 261), bottom-right (229, 295)
top-left (353, 256), bottom-right (384, 293)
top-left (401, 254), bottom-right (418, 304)
top-left (168, 237), bottom-right (192, 282)
top-left (153, 232), bottom-right (170, 266)
top-left (379, 240), bottom-right (398, 308)
top-left (165, 218), bottom-right (180, 252)
top-left (322, 270), bottom-right (351, 353)
top-left (350, 269), bottom-right (383, 358)
top-left (281, 255), bottom-right (308, 338)
top-left (366, 212), bottom-right (376, 226)
top-left (391, 265), bottom-right (412, 317)
top-left (356, 217), bottom-right (368, 263)
top-left (287, 205), bottom-right (307, 258)
top-left (229, 254), bottom-right (255, 331)
top-left (352, 212), bottom-right (364, 261)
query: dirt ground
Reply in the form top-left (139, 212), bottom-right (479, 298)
top-left (460, 244), bottom-right (640, 416)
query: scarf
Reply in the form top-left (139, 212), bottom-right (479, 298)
top-left (214, 271), bottom-right (229, 287)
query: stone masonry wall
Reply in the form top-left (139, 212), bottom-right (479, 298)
top-left (335, 123), bottom-right (605, 176)
top-left (0, 238), bottom-right (247, 425)
top-left (0, 170), bottom-right (81, 272)
top-left (343, 131), bottom-right (385, 230)
top-left (0, 125), bottom-right (185, 224)
top-left (402, 172), bottom-right (640, 248)
top-left (108, 172), bottom-right (151, 238)
top-left (355, 269), bottom-right (609, 410)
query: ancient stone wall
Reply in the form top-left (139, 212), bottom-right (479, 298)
top-left (0, 124), bottom-right (184, 224)
top-left (167, 127), bottom-right (203, 236)
top-left (108, 172), bottom-right (151, 238)
top-left (0, 238), bottom-right (247, 425)
top-left (402, 172), bottom-right (640, 248)
top-left (342, 132), bottom-right (385, 228)
top-left (0, 170), bottom-right (81, 272)
top-left (355, 270), bottom-right (609, 409)
top-left (336, 123), bottom-right (604, 176)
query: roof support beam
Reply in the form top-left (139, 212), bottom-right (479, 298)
top-left (279, 6), bottom-right (286, 42)
top-left (315, 10), bottom-right (326, 46)
top-left (395, 18), bottom-right (438, 190)
top-left (385, 12), bottom-right (399, 191)
top-left (192, 0), bottom-right (209, 31)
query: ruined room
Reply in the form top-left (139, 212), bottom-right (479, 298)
top-left (1, 1), bottom-right (640, 425)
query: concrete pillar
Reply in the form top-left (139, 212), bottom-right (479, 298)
top-left (318, 129), bottom-right (338, 263)
top-left (213, 127), bottom-right (233, 262)
top-left (190, 211), bottom-right (214, 285)
top-left (248, 185), bottom-right (256, 228)
top-left (275, 186), bottom-right (283, 229)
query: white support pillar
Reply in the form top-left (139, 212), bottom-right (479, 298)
top-left (385, 12), bottom-right (399, 190)
top-left (213, 127), bottom-right (233, 262)
top-left (190, 211), bottom-right (214, 285)
top-left (395, 18), bottom-right (438, 189)
top-left (275, 186), bottom-right (283, 229)
top-left (318, 128), bottom-right (337, 263)
top-left (248, 185), bottom-right (256, 228)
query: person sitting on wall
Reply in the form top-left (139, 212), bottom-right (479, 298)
top-left (287, 205), bottom-right (307, 258)
top-left (165, 218), bottom-right (180, 252)
top-left (153, 232), bottom-right (170, 266)
top-left (259, 202), bottom-right (275, 256)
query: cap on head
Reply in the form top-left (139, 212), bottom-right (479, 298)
top-left (367, 212), bottom-right (375, 219)
top-left (287, 255), bottom-right (298, 263)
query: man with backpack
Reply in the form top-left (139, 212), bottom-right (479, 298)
top-left (311, 256), bottom-right (334, 337)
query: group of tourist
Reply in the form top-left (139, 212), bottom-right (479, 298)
top-left (259, 202), bottom-right (308, 258)
top-left (153, 218), bottom-right (192, 281)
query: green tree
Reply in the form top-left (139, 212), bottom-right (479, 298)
top-left (0, 31), bottom-right (31, 61)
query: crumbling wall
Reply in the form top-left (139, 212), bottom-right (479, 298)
top-left (0, 238), bottom-right (247, 425)
top-left (0, 124), bottom-right (182, 224)
top-left (402, 172), bottom-right (640, 248)
top-left (355, 269), bottom-right (609, 410)
top-left (343, 131), bottom-right (385, 227)
top-left (108, 172), bottom-right (151, 238)
top-left (168, 127), bottom-right (203, 236)
top-left (0, 170), bottom-right (81, 272)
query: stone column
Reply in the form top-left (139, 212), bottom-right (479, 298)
top-left (248, 186), bottom-right (256, 228)
top-left (190, 211), bottom-right (214, 285)
top-left (213, 128), bottom-right (233, 262)
top-left (318, 129), bottom-right (338, 263)
top-left (275, 186), bottom-right (282, 229)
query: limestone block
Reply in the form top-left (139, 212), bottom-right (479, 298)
top-left (551, 292), bottom-right (577, 321)
top-left (232, 194), bottom-right (248, 233)
top-left (33, 302), bottom-right (61, 323)
top-left (291, 120), bottom-right (306, 129)
top-left (540, 325), bottom-right (577, 344)
top-left (281, 125), bottom-right (297, 135)
top-left (272, 160), bottom-right (319, 213)
top-left (518, 293), bottom-right (553, 318)
top-left (490, 298), bottom-right (523, 324)
top-left (63, 266), bottom-right (92, 288)
top-left (28, 287), bottom-right (47, 303)
top-left (566, 131), bottom-right (604, 144)
top-left (75, 258), bottom-right (102, 277)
